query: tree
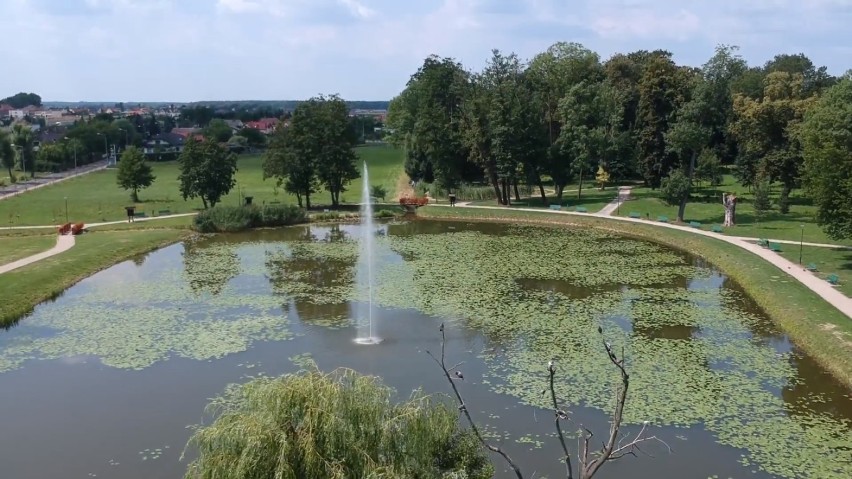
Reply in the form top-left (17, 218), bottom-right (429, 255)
top-left (203, 119), bottom-right (233, 143)
top-left (660, 168), bottom-right (691, 207)
top-left (178, 138), bottom-right (238, 209)
top-left (116, 146), bottom-right (156, 202)
top-left (236, 126), bottom-right (266, 149)
top-left (11, 123), bottom-right (35, 178)
top-left (35, 143), bottom-right (67, 172)
top-left (184, 369), bottom-right (492, 479)
top-left (314, 95), bottom-right (360, 207)
top-left (264, 122), bottom-right (318, 208)
top-left (800, 77), bottom-right (852, 239)
top-left (730, 72), bottom-right (816, 212)
top-left (371, 185), bottom-right (387, 202)
top-left (694, 148), bottom-right (723, 187)
top-left (752, 179), bottom-right (772, 227)
top-left (0, 129), bottom-right (16, 181)
top-left (595, 165), bottom-right (610, 190)
top-left (1, 92), bottom-right (41, 108)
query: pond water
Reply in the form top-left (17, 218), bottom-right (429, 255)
top-left (0, 220), bottom-right (850, 479)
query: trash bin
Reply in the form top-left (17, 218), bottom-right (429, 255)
top-left (244, 196), bottom-right (253, 206)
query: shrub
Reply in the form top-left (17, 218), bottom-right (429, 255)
top-left (312, 211), bottom-right (342, 221)
top-left (371, 184), bottom-right (388, 202)
top-left (375, 209), bottom-right (398, 218)
top-left (192, 204), bottom-right (308, 233)
top-left (184, 369), bottom-right (493, 479)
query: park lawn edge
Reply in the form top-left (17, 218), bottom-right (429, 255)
top-left (418, 205), bottom-right (852, 388)
top-left (0, 228), bottom-right (192, 327)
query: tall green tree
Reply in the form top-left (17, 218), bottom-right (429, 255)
top-left (203, 119), bottom-right (234, 143)
top-left (0, 130), bottom-right (17, 180)
top-left (263, 126), bottom-right (318, 208)
top-left (11, 123), bottom-right (35, 178)
top-left (800, 76), bottom-right (852, 239)
top-left (315, 95), bottom-right (359, 207)
top-left (730, 72), bottom-right (816, 212)
top-left (116, 146), bottom-right (156, 202)
top-left (178, 138), bottom-right (238, 209)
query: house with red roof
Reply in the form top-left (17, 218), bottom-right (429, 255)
top-left (244, 117), bottom-right (280, 135)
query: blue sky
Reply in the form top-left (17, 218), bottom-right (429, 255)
top-left (1, 0), bottom-right (850, 102)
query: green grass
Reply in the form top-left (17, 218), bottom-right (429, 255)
top-left (0, 234), bottom-right (56, 264)
top-left (419, 205), bottom-right (852, 387)
top-left (777, 245), bottom-right (852, 297)
top-left (0, 228), bottom-right (190, 326)
top-left (621, 175), bottom-right (852, 246)
top-left (0, 145), bottom-right (404, 226)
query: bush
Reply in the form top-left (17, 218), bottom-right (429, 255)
top-left (192, 204), bottom-right (308, 233)
top-left (375, 209), bottom-right (398, 218)
top-left (371, 184), bottom-right (388, 202)
top-left (184, 369), bottom-right (493, 479)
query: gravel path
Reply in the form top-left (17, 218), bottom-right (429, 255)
top-left (0, 234), bottom-right (75, 274)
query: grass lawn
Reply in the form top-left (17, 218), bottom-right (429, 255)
top-left (620, 175), bottom-right (852, 246)
top-left (777, 245), bottom-right (852, 297)
top-left (419, 205), bottom-right (852, 387)
top-left (0, 234), bottom-right (56, 264)
top-left (0, 144), bottom-right (404, 226)
top-left (468, 184), bottom-right (617, 212)
top-left (0, 228), bottom-right (190, 327)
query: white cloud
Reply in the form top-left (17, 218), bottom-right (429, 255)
top-left (338, 0), bottom-right (375, 19)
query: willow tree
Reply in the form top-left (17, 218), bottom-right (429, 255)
top-left (184, 368), bottom-right (492, 479)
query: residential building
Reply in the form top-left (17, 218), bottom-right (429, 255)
top-left (244, 117), bottom-right (279, 135)
top-left (142, 132), bottom-right (186, 156)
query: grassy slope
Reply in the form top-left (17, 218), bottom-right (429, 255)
top-left (418, 206), bottom-right (852, 387)
top-left (0, 228), bottom-right (190, 326)
top-left (622, 175), bottom-right (852, 246)
top-left (0, 234), bottom-right (56, 264)
top-left (0, 145), bottom-right (404, 226)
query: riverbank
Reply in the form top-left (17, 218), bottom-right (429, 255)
top-left (0, 228), bottom-right (191, 327)
top-left (418, 206), bottom-right (852, 387)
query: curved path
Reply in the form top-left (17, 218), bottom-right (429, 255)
top-left (596, 186), bottom-right (633, 216)
top-left (437, 203), bottom-right (852, 319)
top-left (0, 234), bottom-right (75, 274)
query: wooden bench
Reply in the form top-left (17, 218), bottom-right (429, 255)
top-left (657, 215), bottom-right (668, 223)
top-left (134, 212), bottom-right (147, 218)
top-left (268, 200), bottom-right (282, 205)
top-left (575, 206), bottom-right (588, 213)
top-left (689, 221), bottom-right (702, 229)
top-left (769, 242), bottom-right (782, 252)
top-left (549, 204), bottom-right (562, 211)
top-left (805, 263), bottom-right (818, 272)
top-left (711, 225), bottom-right (723, 233)
top-left (827, 274), bottom-right (840, 285)
top-left (157, 210), bottom-right (171, 216)
top-left (628, 211), bottom-right (641, 219)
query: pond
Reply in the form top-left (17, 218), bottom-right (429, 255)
top-left (0, 220), bottom-right (850, 479)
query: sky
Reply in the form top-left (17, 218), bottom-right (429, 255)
top-left (0, 0), bottom-right (850, 102)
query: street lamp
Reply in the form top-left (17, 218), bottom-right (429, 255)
top-left (64, 137), bottom-right (77, 169)
top-left (799, 224), bottom-right (805, 265)
top-left (64, 196), bottom-right (69, 223)
top-left (96, 132), bottom-right (108, 158)
top-left (118, 128), bottom-right (128, 150)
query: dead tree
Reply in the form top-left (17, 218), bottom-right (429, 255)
top-left (430, 324), bottom-right (669, 479)
top-left (722, 192), bottom-right (737, 227)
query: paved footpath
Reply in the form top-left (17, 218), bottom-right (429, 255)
top-left (596, 186), bottom-right (633, 216)
top-left (437, 203), bottom-right (852, 319)
top-left (0, 234), bottom-right (75, 274)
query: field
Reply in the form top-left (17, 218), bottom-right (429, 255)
top-left (0, 145), bottom-right (404, 227)
top-left (620, 176), bottom-right (852, 246)
top-left (0, 234), bottom-right (56, 264)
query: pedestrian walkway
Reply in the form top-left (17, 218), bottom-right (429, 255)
top-left (596, 186), bottom-right (633, 216)
top-left (0, 234), bottom-right (75, 274)
top-left (0, 161), bottom-right (109, 201)
top-left (438, 203), bottom-right (852, 319)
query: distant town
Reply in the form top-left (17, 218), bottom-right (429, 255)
top-left (0, 92), bottom-right (388, 172)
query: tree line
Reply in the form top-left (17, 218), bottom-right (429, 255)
top-left (386, 44), bottom-right (850, 236)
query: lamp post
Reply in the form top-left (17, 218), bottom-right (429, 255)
top-left (799, 224), bottom-right (805, 265)
top-left (97, 132), bottom-right (107, 158)
top-left (63, 137), bottom-right (77, 170)
top-left (119, 128), bottom-right (128, 150)
top-left (64, 196), bottom-right (69, 223)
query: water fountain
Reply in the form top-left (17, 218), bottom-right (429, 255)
top-left (354, 161), bottom-right (381, 345)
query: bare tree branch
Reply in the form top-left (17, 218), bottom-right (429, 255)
top-left (427, 323), bottom-right (524, 479)
top-left (548, 361), bottom-right (574, 479)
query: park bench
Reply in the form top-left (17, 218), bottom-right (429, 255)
top-left (628, 211), bottom-right (641, 219)
top-left (157, 210), bottom-right (171, 216)
top-left (769, 242), bottom-right (782, 252)
top-left (575, 206), bottom-right (588, 213)
top-left (827, 274), bottom-right (840, 285)
top-left (711, 225), bottom-right (723, 233)
top-left (805, 263), bottom-right (818, 272)
top-left (134, 212), bottom-right (147, 218)
top-left (689, 221), bottom-right (702, 229)
top-left (657, 215), bottom-right (668, 223)
top-left (268, 200), bottom-right (282, 205)
top-left (757, 238), bottom-right (769, 248)
top-left (549, 204), bottom-right (562, 211)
